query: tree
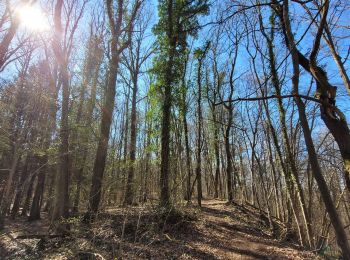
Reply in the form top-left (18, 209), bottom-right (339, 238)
top-left (85, 0), bottom-right (141, 219)
top-left (272, 0), bottom-right (350, 188)
top-left (207, 34), bottom-right (223, 199)
top-left (274, 0), bottom-right (350, 256)
top-left (51, 0), bottom-right (86, 232)
top-left (153, 0), bottom-right (209, 208)
top-left (194, 43), bottom-right (209, 207)
top-left (72, 15), bottom-right (104, 213)
top-left (122, 9), bottom-right (155, 206)
top-left (0, 0), bottom-right (33, 71)
top-left (0, 48), bottom-right (34, 228)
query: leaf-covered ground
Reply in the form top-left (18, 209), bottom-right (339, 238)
top-left (0, 200), bottom-right (320, 259)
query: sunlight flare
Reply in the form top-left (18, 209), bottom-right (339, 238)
top-left (17, 5), bottom-right (49, 32)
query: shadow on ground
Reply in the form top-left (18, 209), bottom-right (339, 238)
top-left (0, 199), bottom-right (316, 259)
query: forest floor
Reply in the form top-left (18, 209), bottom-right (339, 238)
top-left (0, 199), bottom-right (321, 259)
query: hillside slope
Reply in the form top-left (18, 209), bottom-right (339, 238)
top-left (0, 200), bottom-right (319, 259)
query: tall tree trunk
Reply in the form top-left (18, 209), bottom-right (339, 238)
top-left (0, 151), bottom-right (19, 228)
top-left (296, 93), bottom-right (350, 258)
top-left (261, 98), bottom-right (303, 243)
top-left (51, 0), bottom-right (70, 233)
top-left (159, 0), bottom-right (175, 208)
top-left (213, 123), bottom-right (220, 199)
top-left (196, 57), bottom-right (203, 207)
top-left (73, 40), bottom-right (102, 213)
top-left (225, 108), bottom-right (233, 202)
top-left (124, 73), bottom-right (138, 205)
top-left (281, 1), bottom-right (350, 256)
top-left (122, 85), bottom-right (130, 193)
top-left (210, 48), bottom-right (222, 200)
top-left (160, 74), bottom-right (172, 208)
top-left (85, 0), bottom-right (140, 217)
top-left (86, 50), bottom-right (119, 217)
top-left (225, 53), bottom-right (237, 202)
top-left (51, 64), bottom-right (70, 232)
top-left (10, 155), bottom-right (31, 218)
top-left (265, 126), bottom-right (281, 220)
top-left (260, 15), bottom-right (312, 246)
top-left (274, 0), bottom-right (350, 199)
top-left (183, 108), bottom-right (192, 203)
top-left (142, 107), bottom-right (151, 203)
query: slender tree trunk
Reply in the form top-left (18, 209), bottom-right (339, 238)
top-left (51, 0), bottom-right (71, 233)
top-left (196, 59), bottom-right (203, 207)
top-left (122, 85), bottom-right (130, 193)
top-left (281, 1), bottom-right (350, 256)
top-left (0, 151), bottom-right (19, 228)
top-left (70, 59), bottom-right (89, 212)
top-left (84, 0), bottom-right (140, 214)
top-left (142, 110), bottom-right (151, 203)
top-left (261, 20), bottom-right (312, 246)
top-left (10, 154), bottom-right (31, 218)
top-left (84, 0), bottom-right (142, 212)
top-left (73, 62), bottom-right (100, 212)
top-left (274, 0), bottom-right (350, 195)
top-left (124, 73), bottom-right (138, 205)
top-left (51, 65), bottom-right (70, 231)
top-left (225, 109), bottom-right (233, 202)
top-left (183, 109), bottom-right (192, 203)
top-left (255, 11), bottom-right (311, 245)
top-left (224, 48), bottom-right (237, 203)
top-left (266, 127), bottom-right (281, 220)
top-left (29, 156), bottom-right (47, 220)
top-left (213, 115), bottom-right (220, 199)
top-left (209, 48), bottom-right (222, 200)
top-left (296, 95), bottom-right (350, 257)
top-left (159, 0), bottom-right (175, 208)
top-left (160, 74), bottom-right (172, 207)
top-left (86, 50), bottom-right (119, 217)
top-left (262, 99), bottom-right (304, 243)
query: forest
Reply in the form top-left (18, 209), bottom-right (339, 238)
top-left (0, 0), bottom-right (350, 259)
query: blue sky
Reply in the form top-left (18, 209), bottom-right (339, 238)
top-left (1, 0), bottom-right (349, 124)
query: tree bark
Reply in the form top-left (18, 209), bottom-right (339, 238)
top-left (86, 50), bottom-right (119, 216)
top-left (159, 0), bottom-right (175, 208)
top-left (51, 0), bottom-right (71, 233)
top-left (225, 108), bottom-right (233, 202)
top-left (195, 53), bottom-right (203, 207)
top-left (29, 156), bottom-right (47, 220)
top-left (124, 71), bottom-right (138, 205)
top-left (273, 0), bottom-right (350, 191)
top-left (280, 0), bottom-right (350, 256)
top-left (85, 0), bottom-right (140, 218)
top-left (259, 14), bottom-right (312, 246)
top-left (10, 155), bottom-right (31, 218)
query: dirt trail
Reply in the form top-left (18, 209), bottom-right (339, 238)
top-left (184, 200), bottom-right (316, 259)
top-left (0, 199), bottom-right (319, 259)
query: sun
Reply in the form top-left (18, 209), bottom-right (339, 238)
top-left (17, 5), bottom-right (49, 32)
